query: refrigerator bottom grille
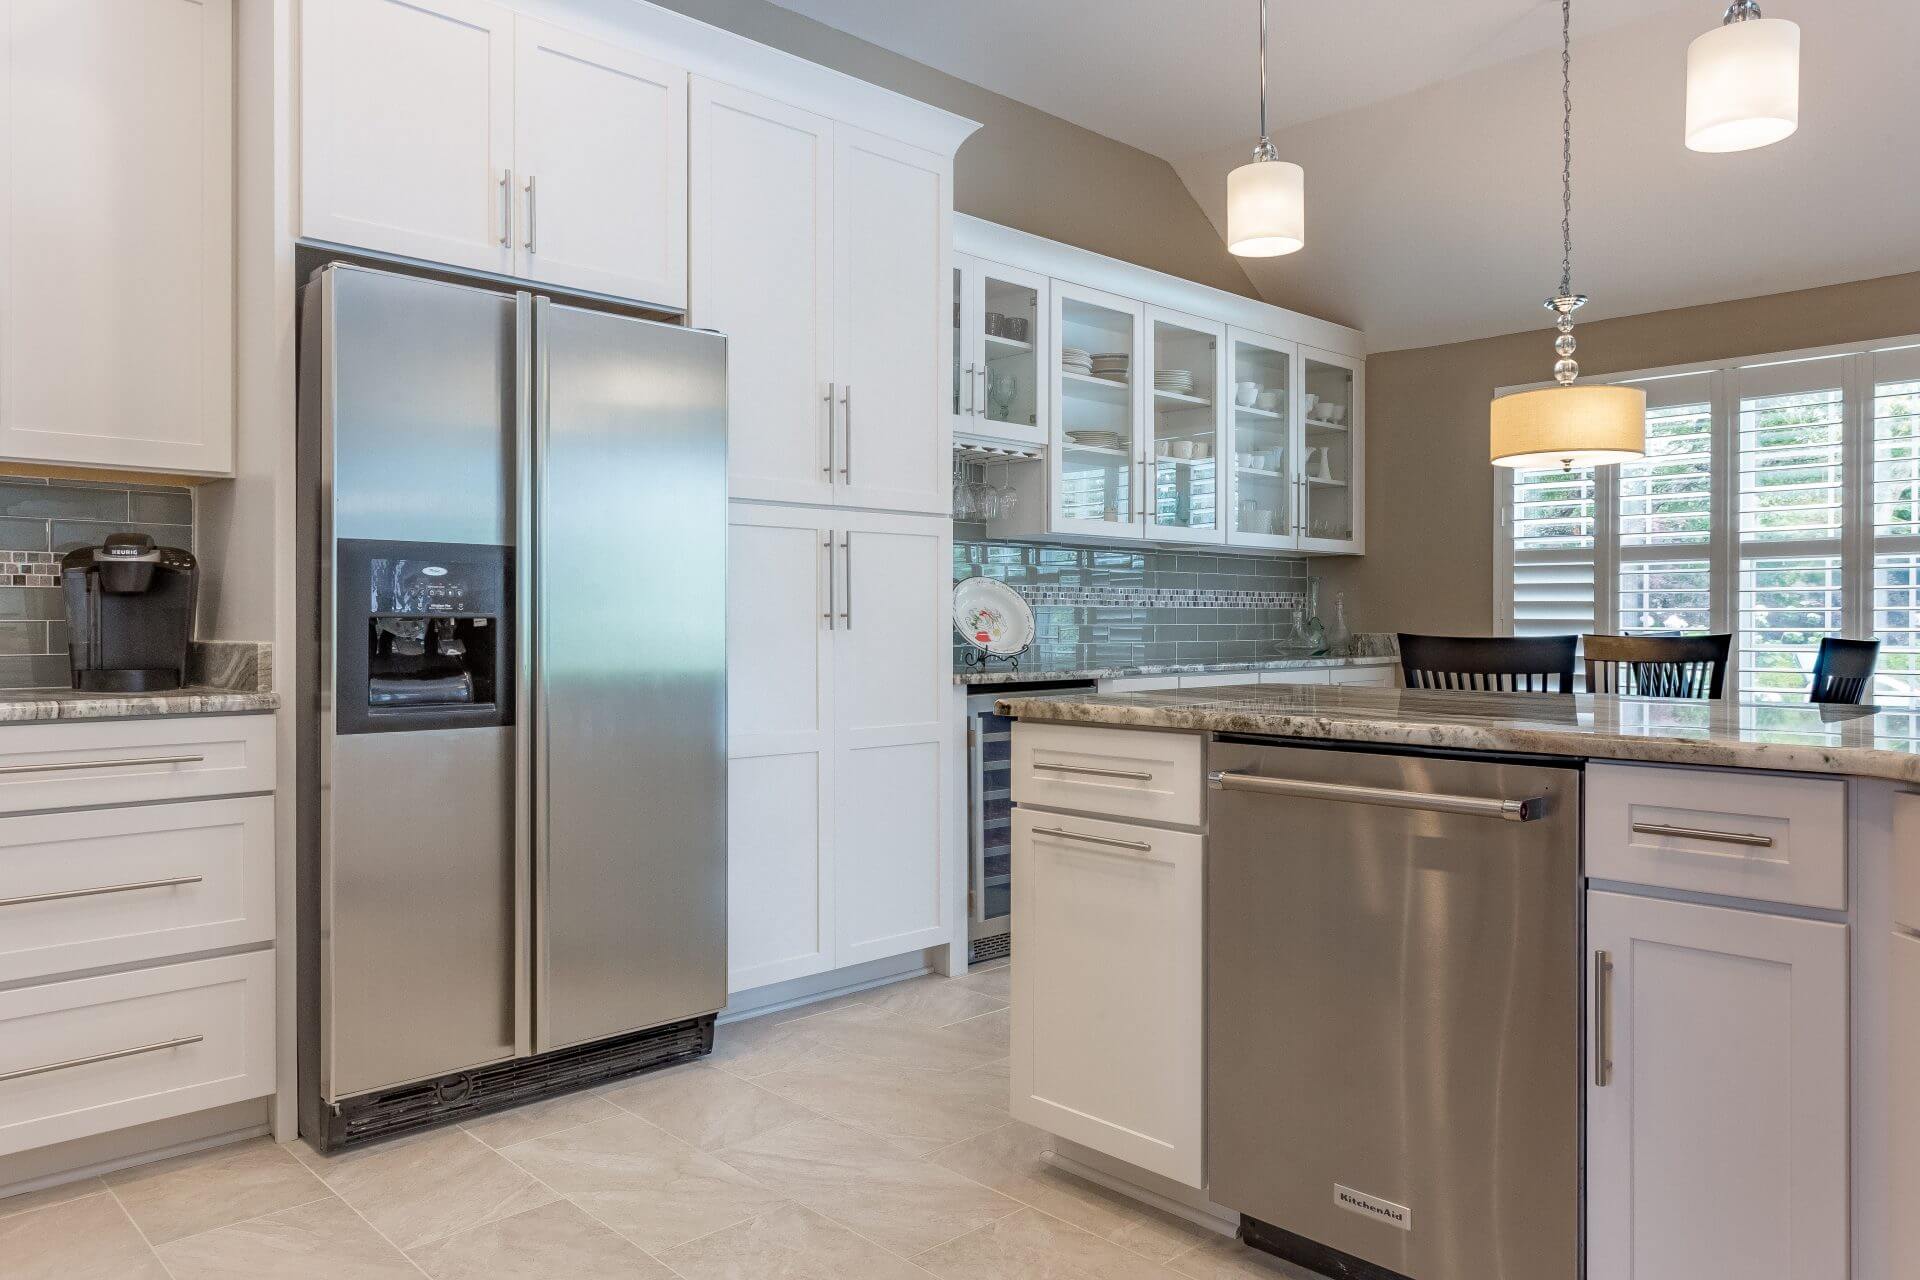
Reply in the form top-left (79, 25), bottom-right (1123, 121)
top-left (315, 1014), bottom-right (715, 1153)
top-left (1240, 1214), bottom-right (1409, 1280)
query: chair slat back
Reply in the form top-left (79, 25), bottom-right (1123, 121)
top-left (1809, 637), bottom-right (1880, 705)
top-left (1397, 634), bottom-right (1578, 695)
top-left (1581, 633), bottom-right (1732, 700)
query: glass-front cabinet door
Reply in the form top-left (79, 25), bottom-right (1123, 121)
top-left (1298, 345), bottom-right (1362, 553)
top-left (952, 255), bottom-right (1047, 449)
top-left (1144, 307), bottom-right (1227, 544)
top-left (1224, 327), bottom-right (1297, 550)
top-left (1050, 281), bottom-right (1145, 538)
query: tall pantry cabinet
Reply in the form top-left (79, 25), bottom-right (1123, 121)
top-left (692, 80), bottom-right (970, 992)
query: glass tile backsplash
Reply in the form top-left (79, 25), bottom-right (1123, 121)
top-left (0, 477), bottom-right (194, 689)
top-left (953, 536), bottom-right (1312, 671)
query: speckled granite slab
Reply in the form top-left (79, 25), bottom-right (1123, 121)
top-left (187, 640), bottom-right (273, 694)
top-left (955, 655), bottom-right (1398, 686)
top-left (996, 682), bottom-right (1920, 783)
top-left (0, 639), bottom-right (277, 721)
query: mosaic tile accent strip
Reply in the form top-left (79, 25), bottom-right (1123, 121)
top-left (1020, 585), bottom-right (1307, 610)
top-left (0, 551), bottom-right (58, 587)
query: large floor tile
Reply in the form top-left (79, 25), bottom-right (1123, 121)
top-left (955, 965), bottom-right (1012, 1003)
top-left (461, 1089), bottom-right (622, 1149)
top-left (916, 1206), bottom-right (1184, 1280)
top-left (717, 1116), bottom-right (1018, 1257)
top-left (293, 1125), bottom-right (556, 1252)
top-left (939, 1007), bottom-right (1010, 1054)
top-left (1169, 1236), bottom-right (1326, 1279)
top-left (603, 1061), bottom-right (809, 1151)
top-left (929, 1123), bottom-right (1212, 1262)
top-left (0, 1189), bottom-right (167, 1280)
top-left (782, 1005), bottom-right (1005, 1074)
top-left (757, 1047), bottom-right (1008, 1157)
top-left (659, 1201), bottom-right (929, 1280)
top-left (854, 975), bottom-right (1007, 1029)
top-left (0, 1176), bottom-right (106, 1221)
top-left (105, 1136), bottom-right (329, 1245)
top-left (408, 1198), bottom-right (674, 1279)
top-left (157, 1195), bottom-right (418, 1280)
top-left (502, 1112), bottom-right (787, 1254)
top-left (709, 1015), bottom-right (829, 1079)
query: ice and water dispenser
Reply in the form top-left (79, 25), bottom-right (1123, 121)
top-left (336, 539), bottom-right (513, 735)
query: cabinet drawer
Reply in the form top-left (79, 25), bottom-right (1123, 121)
top-left (0, 716), bottom-right (274, 815)
top-left (1177, 674), bottom-right (1248, 690)
top-left (0, 797), bottom-right (275, 984)
top-left (1099, 677), bottom-right (1179, 694)
top-left (1893, 791), bottom-right (1920, 932)
top-left (1012, 723), bottom-right (1202, 827)
top-left (1259, 669), bottom-right (1329, 685)
top-left (0, 951), bottom-right (275, 1157)
top-left (1330, 665), bottom-right (1397, 686)
top-left (1586, 763), bottom-right (1845, 909)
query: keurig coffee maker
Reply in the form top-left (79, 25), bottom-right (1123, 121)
top-left (61, 533), bottom-right (198, 692)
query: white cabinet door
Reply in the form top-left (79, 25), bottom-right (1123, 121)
top-left (1010, 809), bottom-right (1204, 1187)
top-left (725, 504), bottom-right (836, 992)
top-left (1051, 281), bottom-right (1147, 540)
top-left (1297, 345), bottom-right (1363, 553)
top-left (832, 512), bottom-right (949, 965)
top-left (1894, 930), bottom-right (1920, 1280)
top-left (512, 19), bottom-right (686, 307)
top-left (834, 127), bottom-right (949, 514)
top-left (0, 0), bottom-right (232, 475)
top-left (1223, 327), bottom-right (1298, 551)
top-left (300, 0), bottom-right (515, 274)
top-left (690, 79), bottom-right (835, 506)
top-left (1587, 891), bottom-right (1848, 1280)
top-left (1143, 306), bottom-right (1227, 545)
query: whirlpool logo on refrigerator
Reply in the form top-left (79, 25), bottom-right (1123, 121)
top-left (1334, 1184), bottom-right (1412, 1231)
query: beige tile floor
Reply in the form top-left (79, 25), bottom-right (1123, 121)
top-left (0, 963), bottom-right (1320, 1279)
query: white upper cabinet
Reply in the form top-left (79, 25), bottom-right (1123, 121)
top-left (952, 255), bottom-right (1048, 450)
top-left (1297, 345), bottom-right (1363, 553)
top-left (512, 19), bottom-right (686, 307)
top-left (0, 0), bottom-right (233, 476)
top-left (300, 0), bottom-right (516, 277)
top-left (833, 127), bottom-right (949, 515)
top-left (691, 79), bottom-right (836, 507)
top-left (1144, 306), bottom-right (1227, 545)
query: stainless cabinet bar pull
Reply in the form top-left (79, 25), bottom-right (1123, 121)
top-left (0, 754), bottom-right (204, 777)
top-left (839, 534), bottom-right (852, 628)
top-left (823, 532), bottom-right (837, 631)
top-left (839, 385), bottom-right (852, 482)
top-left (499, 169), bottom-right (512, 247)
top-left (1630, 820), bottom-right (1773, 848)
top-left (1209, 770), bottom-right (1545, 822)
top-left (976, 367), bottom-right (987, 417)
top-left (823, 382), bottom-right (837, 478)
top-left (0, 1035), bottom-right (203, 1084)
top-left (0, 875), bottom-right (202, 909)
top-left (1594, 950), bottom-right (1615, 1087)
top-left (1033, 825), bottom-right (1152, 853)
top-left (524, 174), bottom-right (537, 253)
top-left (1033, 762), bottom-right (1153, 782)
top-left (963, 363), bottom-right (976, 414)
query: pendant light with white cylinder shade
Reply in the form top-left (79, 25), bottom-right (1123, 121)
top-left (1490, 0), bottom-right (1644, 472)
top-left (1227, 0), bottom-right (1304, 257)
top-left (1686, 1), bottom-right (1799, 152)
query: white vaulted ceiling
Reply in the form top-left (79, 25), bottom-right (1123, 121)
top-left (765, 0), bottom-right (1920, 351)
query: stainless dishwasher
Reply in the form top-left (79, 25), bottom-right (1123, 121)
top-left (1207, 739), bottom-right (1581, 1280)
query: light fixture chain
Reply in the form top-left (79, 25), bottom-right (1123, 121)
top-left (1559, 0), bottom-right (1573, 301)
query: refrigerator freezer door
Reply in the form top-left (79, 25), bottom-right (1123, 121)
top-left (534, 301), bottom-right (728, 1052)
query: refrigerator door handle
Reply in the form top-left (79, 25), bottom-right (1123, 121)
top-left (530, 295), bottom-right (554, 1052)
top-left (512, 291), bottom-right (535, 1058)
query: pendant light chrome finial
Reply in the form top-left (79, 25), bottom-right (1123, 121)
top-left (1490, 0), bottom-right (1645, 473)
top-left (1227, 0), bottom-right (1304, 258)
top-left (1686, 0), bottom-right (1799, 151)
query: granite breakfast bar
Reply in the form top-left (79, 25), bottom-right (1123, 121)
top-left (993, 680), bottom-right (1918, 1280)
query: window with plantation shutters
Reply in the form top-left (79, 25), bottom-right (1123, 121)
top-left (1495, 337), bottom-right (1920, 704)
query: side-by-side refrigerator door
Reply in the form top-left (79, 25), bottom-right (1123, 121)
top-left (317, 265), bottom-right (526, 1102)
top-left (533, 300), bottom-right (728, 1052)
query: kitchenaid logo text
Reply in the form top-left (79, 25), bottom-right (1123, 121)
top-left (1334, 1185), bottom-right (1412, 1231)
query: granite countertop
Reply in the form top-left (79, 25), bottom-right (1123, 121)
top-left (996, 681), bottom-right (1920, 783)
top-left (0, 686), bottom-right (280, 722)
top-left (954, 654), bottom-right (1398, 686)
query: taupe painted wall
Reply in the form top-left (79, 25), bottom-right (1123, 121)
top-left (1319, 271), bottom-right (1920, 635)
top-left (645, 0), bottom-right (1258, 297)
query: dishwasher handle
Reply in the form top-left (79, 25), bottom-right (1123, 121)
top-left (1208, 770), bottom-right (1546, 822)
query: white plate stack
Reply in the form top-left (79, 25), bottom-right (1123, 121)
top-left (1061, 347), bottom-right (1093, 376)
top-left (1090, 353), bottom-right (1129, 382)
top-left (1064, 429), bottom-right (1122, 450)
top-left (1154, 368), bottom-right (1195, 396)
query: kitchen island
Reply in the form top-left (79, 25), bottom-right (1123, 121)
top-left (995, 682), bottom-right (1917, 1280)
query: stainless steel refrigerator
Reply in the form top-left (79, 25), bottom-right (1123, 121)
top-left (296, 263), bottom-right (727, 1150)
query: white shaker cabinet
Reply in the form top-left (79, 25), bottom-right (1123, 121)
top-left (1586, 890), bottom-right (1848, 1280)
top-left (1893, 930), bottom-right (1920, 1279)
top-left (725, 504), bottom-right (949, 992)
top-left (692, 81), bottom-right (836, 507)
top-left (0, 0), bottom-right (233, 475)
top-left (300, 0), bottom-right (516, 276)
top-left (512, 19), bottom-right (686, 306)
